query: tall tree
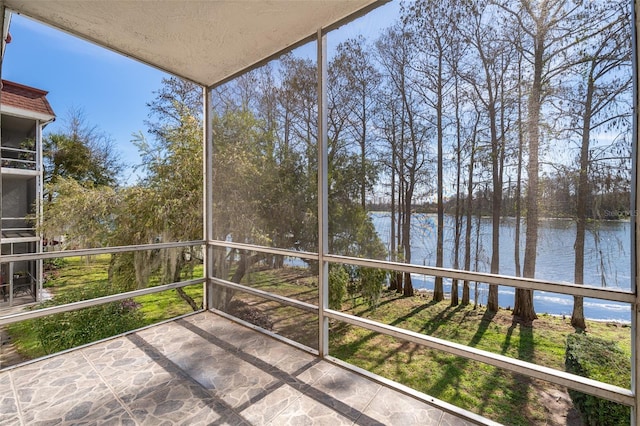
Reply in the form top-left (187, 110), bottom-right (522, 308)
top-left (333, 36), bottom-right (381, 210)
top-left (375, 24), bottom-right (430, 297)
top-left (499, 0), bottom-right (586, 324)
top-left (461, 2), bottom-right (515, 311)
top-left (565, 1), bottom-right (632, 329)
top-left (404, 0), bottom-right (464, 302)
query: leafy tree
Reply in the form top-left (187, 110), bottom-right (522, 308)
top-left (40, 177), bottom-right (118, 249)
top-left (357, 267), bottom-right (387, 310)
top-left (328, 264), bottom-right (349, 310)
top-left (43, 108), bottom-right (123, 195)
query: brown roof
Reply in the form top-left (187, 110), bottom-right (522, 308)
top-left (1, 79), bottom-right (55, 118)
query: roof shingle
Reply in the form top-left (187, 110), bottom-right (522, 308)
top-left (1, 79), bottom-right (55, 118)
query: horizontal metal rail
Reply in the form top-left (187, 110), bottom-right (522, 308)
top-left (325, 254), bottom-right (635, 304)
top-left (1, 146), bottom-right (36, 154)
top-left (210, 276), bottom-right (319, 313)
top-left (0, 277), bottom-right (205, 326)
top-left (208, 239), bottom-right (319, 261)
top-left (206, 241), bottom-right (633, 304)
top-left (1, 240), bottom-right (205, 263)
top-left (325, 309), bottom-right (635, 407)
top-left (2, 158), bottom-right (35, 164)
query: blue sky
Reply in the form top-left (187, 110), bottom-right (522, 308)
top-left (4, 14), bottom-right (170, 183)
top-left (3, 3), bottom-right (398, 184)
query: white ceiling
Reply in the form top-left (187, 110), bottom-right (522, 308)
top-left (3, 0), bottom-right (385, 88)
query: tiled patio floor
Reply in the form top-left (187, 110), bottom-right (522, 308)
top-left (0, 311), bottom-right (485, 425)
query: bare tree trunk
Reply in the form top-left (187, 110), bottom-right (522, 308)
top-left (389, 139), bottom-right (398, 292)
top-left (514, 61), bottom-right (524, 279)
top-left (403, 185), bottom-right (414, 297)
top-left (462, 117), bottom-right (478, 306)
top-left (572, 70), bottom-right (594, 330)
top-left (451, 73), bottom-right (463, 307)
top-left (514, 21), bottom-right (543, 325)
top-left (433, 54), bottom-right (445, 302)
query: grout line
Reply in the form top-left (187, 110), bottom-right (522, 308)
top-left (351, 384), bottom-right (383, 425)
top-left (81, 348), bottom-right (140, 425)
top-left (8, 370), bottom-right (26, 426)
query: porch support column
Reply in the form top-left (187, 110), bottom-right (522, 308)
top-left (317, 28), bottom-right (329, 357)
top-left (0, 4), bottom-right (5, 295)
top-left (36, 119), bottom-right (43, 301)
top-left (632, 0), bottom-right (639, 423)
top-left (203, 86), bottom-right (214, 309)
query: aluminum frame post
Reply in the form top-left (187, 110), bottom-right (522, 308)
top-left (317, 28), bottom-right (329, 357)
top-left (632, 0), bottom-right (639, 422)
top-left (36, 119), bottom-right (43, 302)
top-left (0, 5), bottom-right (4, 304)
top-left (203, 86), bottom-right (214, 309)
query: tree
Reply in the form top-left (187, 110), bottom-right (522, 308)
top-left (404, 0), bottom-right (464, 302)
top-left (40, 177), bottom-right (118, 249)
top-left (375, 24), bottom-right (431, 297)
top-left (564, 1), bottom-right (632, 329)
top-left (43, 108), bottom-right (123, 195)
top-left (333, 36), bottom-right (381, 210)
top-left (499, 0), bottom-right (585, 324)
top-left (461, 1), bottom-right (516, 311)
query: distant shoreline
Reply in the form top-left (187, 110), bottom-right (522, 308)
top-left (411, 287), bottom-right (631, 325)
top-left (369, 210), bottom-right (631, 223)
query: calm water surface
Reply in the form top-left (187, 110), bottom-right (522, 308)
top-left (371, 212), bottom-right (632, 322)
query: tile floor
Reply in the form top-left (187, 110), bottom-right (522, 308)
top-left (0, 311), bottom-right (488, 425)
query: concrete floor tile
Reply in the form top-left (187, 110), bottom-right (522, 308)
top-left (356, 386), bottom-right (443, 425)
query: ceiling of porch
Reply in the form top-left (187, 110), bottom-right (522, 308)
top-left (3, 0), bottom-right (385, 88)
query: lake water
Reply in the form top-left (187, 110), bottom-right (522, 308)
top-left (370, 212), bottom-right (633, 322)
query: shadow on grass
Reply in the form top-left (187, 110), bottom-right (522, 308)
top-left (330, 299), bottom-right (439, 362)
top-left (472, 317), bottom-right (534, 425)
top-left (425, 310), bottom-right (495, 397)
top-left (350, 290), bottom-right (405, 316)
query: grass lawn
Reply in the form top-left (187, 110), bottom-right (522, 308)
top-left (231, 268), bottom-right (631, 426)
top-left (7, 255), bottom-right (204, 360)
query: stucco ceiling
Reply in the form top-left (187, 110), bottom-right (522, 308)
top-left (3, 0), bottom-right (385, 88)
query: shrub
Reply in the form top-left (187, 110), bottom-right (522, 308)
top-left (565, 333), bottom-right (630, 426)
top-left (328, 265), bottom-right (349, 310)
top-left (32, 287), bottom-right (144, 354)
top-left (356, 267), bottom-right (387, 309)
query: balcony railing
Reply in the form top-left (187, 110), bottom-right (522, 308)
top-left (0, 238), bottom-right (636, 424)
top-left (0, 146), bottom-right (37, 171)
top-left (1, 217), bottom-right (36, 239)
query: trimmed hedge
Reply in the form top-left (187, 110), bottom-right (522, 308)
top-left (565, 333), bottom-right (630, 426)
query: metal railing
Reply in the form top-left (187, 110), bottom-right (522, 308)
top-left (0, 146), bottom-right (37, 171)
top-left (0, 237), bottom-right (634, 417)
top-left (1, 217), bottom-right (36, 235)
top-left (204, 239), bottom-right (636, 411)
top-left (0, 240), bottom-right (205, 325)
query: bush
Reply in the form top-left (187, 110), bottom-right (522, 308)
top-left (565, 333), bottom-right (630, 426)
top-left (32, 287), bottom-right (144, 354)
top-left (357, 267), bottom-right (387, 309)
top-left (43, 257), bottom-right (67, 284)
top-left (328, 265), bottom-right (349, 310)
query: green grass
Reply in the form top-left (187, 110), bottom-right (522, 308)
top-left (229, 272), bottom-right (631, 426)
top-left (7, 255), bottom-right (204, 360)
